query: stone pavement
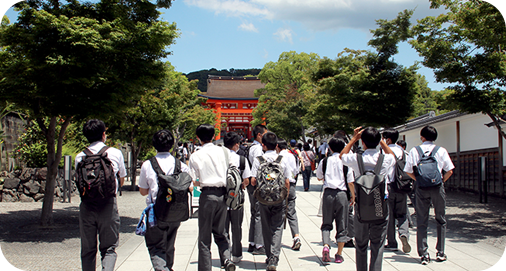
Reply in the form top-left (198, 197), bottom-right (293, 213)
top-left (1, 176), bottom-right (506, 271)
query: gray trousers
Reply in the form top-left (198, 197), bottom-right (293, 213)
top-left (415, 184), bottom-right (446, 257)
top-left (259, 201), bottom-right (286, 259)
top-left (247, 184), bottom-right (263, 246)
top-left (79, 197), bottom-right (120, 271)
top-left (354, 206), bottom-right (388, 271)
top-left (144, 219), bottom-right (181, 271)
top-left (286, 182), bottom-right (299, 237)
top-left (321, 188), bottom-right (349, 246)
top-left (225, 206), bottom-right (244, 258)
top-left (198, 188), bottom-right (231, 271)
top-left (387, 184), bottom-right (409, 247)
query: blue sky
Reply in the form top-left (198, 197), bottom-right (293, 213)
top-left (1, 0), bottom-right (505, 91)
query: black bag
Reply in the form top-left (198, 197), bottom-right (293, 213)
top-left (415, 146), bottom-right (443, 188)
top-left (254, 156), bottom-right (288, 206)
top-left (321, 157), bottom-right (351, 200)
top-left (354, 153), bottom-right (388, 223)
top-left (76, 146), bottom-right (117, 200)
top-left (393, 152), bottom-right (414, 193)
top-left (150, 157), bottom-right (192, 223)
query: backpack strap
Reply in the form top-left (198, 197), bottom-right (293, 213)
top-left (173, 158), bottom-right (182, 174)
top-left (239, 155), bottom-right (246, 172)
top-left (357, 154), bottom-right (366, 175)
top-left (274, 155), bottom-right (283, 164)
top-left (429, 146), bottom-right (440, 158)
top-left (257, 156), bottom-right (267, 165)
top-left (149, 157), bottom-right (165, 176)
top-left (322, 157), bottom-right (328, 175)
top-left (374, 154), bottom-right (385, 175)
top-left (415, 146), bottom-right (425, 158)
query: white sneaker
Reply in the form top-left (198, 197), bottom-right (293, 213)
top-left (232, 256), bottom-right (243, 263)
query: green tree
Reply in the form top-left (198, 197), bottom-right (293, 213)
top-left (310, 10), bottom-right (418, 133)
top-left (0, 0), bottom-right (178, 226)
top-left (408, 0), bottom-right (506, 137)
top-left (252, 51), bottom-right (320, 141)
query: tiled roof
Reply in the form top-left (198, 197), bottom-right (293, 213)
top-left (395, 110), bottom-right (466, 132)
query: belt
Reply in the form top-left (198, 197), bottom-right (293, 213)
top-left (201, 187), bottom-right (226, 191)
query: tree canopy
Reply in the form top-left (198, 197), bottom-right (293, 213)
top-left (0, 0), bottom-right (178, 226)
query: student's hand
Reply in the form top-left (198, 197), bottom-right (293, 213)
top-left (352, 126), bottom-right (364, 142)
top-left (349, 195), bottom-right (356, 206)
top-left (251, 177), bottom-right (257, 186)
top-left (242, 178), bottom-right (250, 189)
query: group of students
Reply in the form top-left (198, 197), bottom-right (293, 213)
top-left (74, 119), bottom-right (454, 271)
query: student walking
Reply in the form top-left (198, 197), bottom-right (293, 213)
top-left (277, 139), bottom-right (302, 251)
top-left (341, 126), bottom-right (396, 271)
top-left (223, 132), bottom-right (253, 263)
top-left (316, 137), bottom-right (355, 264)
top-left (250, 132), bottom-right (291, 271)
top-left (137, 130), bottom-right (192, 271)
top-left (404, 125), bottom-right (454, 265)
top-left (189, 124), bottom-right (235, 271)
top-left (301, 143), bottom-right (315, 191)
top-left (75, 119), bottom-right (127, 271)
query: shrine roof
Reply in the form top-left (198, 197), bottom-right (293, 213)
top-left (206, 75), bottom-right (265, 99)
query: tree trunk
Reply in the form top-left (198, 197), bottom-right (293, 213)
top-left (39, 116), bottom-right (71, 227)
top-left (129, 141), bottom-right (141, 191)
top-left (487, 112), bottom-right (506, 140)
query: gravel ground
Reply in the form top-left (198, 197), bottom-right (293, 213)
top-left (1, 185), bottom-right (505, 271)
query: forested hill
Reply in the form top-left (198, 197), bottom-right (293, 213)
top-left (184, 68), bottom-right (261, 93)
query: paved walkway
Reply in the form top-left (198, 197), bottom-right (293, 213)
top-left (112, 180), bottom-right (506, 271)
top-left (1, 176), bottom-right (506, 271)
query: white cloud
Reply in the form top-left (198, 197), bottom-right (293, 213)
top-left (274, 28), bottom-right (294, 44)
top-left (239, 22), bottom-right (259, 32)
top-left (184, 0), bottom-right (447, 32)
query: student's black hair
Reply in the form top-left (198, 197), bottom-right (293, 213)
top-left (382, 128), bottom-right (399, 143)
top-left (420, 125), bottom-right (438, 141)
top-left (328, 137), bottom-right (346, 153)
top-left (196, 124), bottom-right (215, 143)
top-left (307, 138), bottom-right (312, 144)
top-left (262, 132), bottom-right (278, 150)
top-left (297, 143), bottom-right (303, 150)
top-left (83, 119), bottom-right (106, 143)
top-left (396, 140), bottom-right (407, 149)
top-left (361, 126), bottom-right (381, 149)
top-left (224, 131), bottom-right (241, 149)
top-left (277, 139), bottom-right (288, 150)
top-left (253, 124), bottom-right (267, 140)
top-left (152, 130), bottom-right (174, 152)
top-left (303, 143), bottom-right (310, 151)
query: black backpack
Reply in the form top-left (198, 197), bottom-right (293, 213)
top-left (254, 156), bottom-right (288, 205)
top-left (224, 147), bottom-right (246, 210)
top-left (393, 152), bottom-right (414, 193)
top-left (354, 153), bottom-right (388, 224)
top-left (76, 146), bottom-right (117, 201)
top-left (415, 146), bottom-right (442, 188)
top-left (149, 157), bottom-right (192, 223)
top-left (321, 157), bottom-right (351, 200)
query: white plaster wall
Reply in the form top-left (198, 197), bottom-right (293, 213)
top-left (459, 114), bottom-right (497, 152)
top-left (433, 121), bottom-right (457, 153)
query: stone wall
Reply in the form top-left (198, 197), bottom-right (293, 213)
top-left (0, 167), bottom-right (76, 202)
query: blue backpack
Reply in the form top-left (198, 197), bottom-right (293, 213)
top-left (415, 146), bottom-right (442, 188)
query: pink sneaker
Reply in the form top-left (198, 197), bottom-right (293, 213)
top-left (322, 246), bottom-right (331, 262)
top-left (335, 254), bottom-right (344, 263)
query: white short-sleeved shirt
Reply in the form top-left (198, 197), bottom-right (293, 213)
top-left (228, 149), bottom-right (253, 179)
top-left (386, 144), bottom-right (405, 184)
top-left (316, 152), bottom-right (354, 190)
top-left (342, 149), bottom-right (396, 195)
top-left (75, 141), bottom-right (127, 194)
top-left (279, 149), bottom-right (298, 183)
top-left (248, 141), bottom-right (264, 165)
top-left (250, 150), bottom-right (291, 182)
top-left (403, 141), bottom-right (455, 174)
top-left (138, 152), bottom-right (191, 206)
top-left (189, 143), bottom-right (228, 188)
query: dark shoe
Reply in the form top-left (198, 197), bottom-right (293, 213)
top-left (248, 244), bottom-right (255, 253)
top-left (334, 254), bottom-right (344, 263)
top-left (222, 259), bottom-right (236, 271)
top-left (344, 239), bottom-right (355, 247)
top-left (252, 246), bottom-right (266, 255)
top-left (421, 255), bottom-right (430, 265)
top-left (436, 252), bottom-right (447, 262)
top-left (292, 238), bottom-right (301, 250)
top-left (266, 256), bottom-right (279, 270)
top-left (322, 246), bottom-right (331, 262)
top-left (400, 236), bottom-right (411, 253)
top-left (384, 244), bottom-right (398, 251)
